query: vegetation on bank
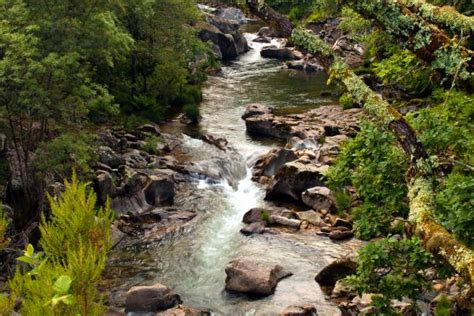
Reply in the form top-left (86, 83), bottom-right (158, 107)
top-left (247, 0), bottom-right (473, 313)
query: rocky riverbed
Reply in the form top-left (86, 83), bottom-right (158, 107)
top-left (99, 6), bottom-right (367, 316)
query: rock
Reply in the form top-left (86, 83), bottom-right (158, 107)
top-left (137, 124), bottom-right (161, 135)
top-left (123, 149), bottom-right (148, 169)
top-left (332, 35), bottom-right (365, 68)
top-left (301, 186), bottom-right (335, 211)
top-left (98, 146), bottom-right (123, 169)
top-left (261, 46), bottom-right (303, 60)
top-left (279, 304), bottom-right (318, 316)
top-left (266, 160), bottom-right (328, 201)
top-left (328, 230), bottom-right (354, 241)
top-left (257, 26), bottom-right (276, 38)
top-left (144, 174), bottom-right (175, 206)
top-left (215, 7), bottom-right (246, 24)
top-left (296, 211), bottom-right (323, 226)
top-left (331, 279), bottom-right (355, 298)
top-left (286, 60), bottom-right (323, 72)
top-left (242, 207), bottom-right (285, 224)
top-left (242, 103), bottom-right (273, 119)
top-left (253, 148), bottom-right (298, 179)
top-left (315, 257), bottom-right (357, 286)
top-left (334, 218), bottom-right (352, 229)
top-left (155, 305), bottom-right (211, 316)
top-left (269, 215), bottom-right (301, 229)
top-left (240, 222), bottom-right (266, 235)
top-left (198, 14), bottom-right (248, 60)
top-left (253, 35), bottom-right (270, 43)
top-left (95, 171), bottom-right (117, 204)
top-left (125, 283), bottom-right (182, 313)
top-left (225, 258), bottom-right (292, 296)
top-left (201, 134), bottom-right (228, 151)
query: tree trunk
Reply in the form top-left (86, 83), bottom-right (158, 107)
top-left (245, 0), bottom-right (293, 37)
top-left (245, 1), bottom-right (474, 284)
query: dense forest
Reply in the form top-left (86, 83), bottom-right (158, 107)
top-left (0, 0), bottom-right (472, 315)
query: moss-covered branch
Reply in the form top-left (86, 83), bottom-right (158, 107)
top-left (245, 0), bottom-right (293, 37)
top-left (398, 0), bottom-right (474, 34)
top-left (342, 0), bottom-right (473, 80)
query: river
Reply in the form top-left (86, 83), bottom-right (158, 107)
top-left (105, 31), bottom-right (360, 315)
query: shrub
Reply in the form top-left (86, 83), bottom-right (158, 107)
top-left (33, 132), bottom-right (96, 181)
top-left (8, 174), bottom-right (114, 315)
top-left (326, 121), bottom-right (408, 239)
top-left (338, 93), bottom-right (355, 110)
top-left (347, 237), bottom-right (432, 314)
top-left (142, 135), bottom-right (164, 155)
top-left (183, 103), bottom-right (200, 124)
top-left (333, 189), bottom-right (352, 212)
top-left (435, 172), bottom-right (474, 247)
top-left (0, 206), bottom-right (9, 251)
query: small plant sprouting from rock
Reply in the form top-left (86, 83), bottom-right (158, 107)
top-left (142, 135), bottom-right (165, 156)
top-left (260, 209), bottom-right (271, 223)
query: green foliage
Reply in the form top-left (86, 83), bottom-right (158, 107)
top-left (260, 209), bottom-right (270, 223)
top-left (8, 175), bottom-right (114, 315)
top-left (326, 121), bottom-right (409, 239)
top-left (33, 133), bottom-right (96, 181)
top-left (408, 89), bottom-right (473, 164)
top-left (434, 295), bottom-right (451, 316)
top-left (333, 189), bottom-right (352, 212)
top-left (347, 237), bottom-right (432, 313)
top-left (183, 104), bottom-right (201, 124)
top-left (435, 172), bottom-right (474, 247)
top-left (142, 135), bottom-right (164, 155)
top-left (338, 93), bottom-right (355, 110)
top-left (0, 206), bottom-right (9, 251)
top-left (338, 6), bottom-right (371, 38)
top-left (373, 49), bottom-right (431, 92)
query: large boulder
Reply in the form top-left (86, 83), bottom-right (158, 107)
top-left (253, 147), bottom-right (298, 179)
top-left (301, 186), bottom-right (335, 212)
top-left (315, 257), bottom-right (357, 287)
top-left (125, 283), bottom-right (182, 313)
top-left (215, 7), bottom-right (247, 24)
top-left (225, 258), bottom-right (292, 296)
top-left (261, 46), bottom-right (303, 60)
top-left (198, 14), bottom-right (248, 60)
top-left (98, 146), bottom-right (123, 169)
top-left (242, 103), bottom-right (273, 120)
top-left (144, 174), bottom-right (175, 206)
top-left (266, 160), bottom-right (328, 201)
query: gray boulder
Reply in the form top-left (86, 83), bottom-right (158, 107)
top-left (266, 161), bottom-right (328, 201)
top-left (225, 258), bottom-right (292, 296)
top-left (315, 257), bottom-right (357, 286)
top-left (279, 304), bottom-right (318, 316)
top-left (261, 46), bottom-right (303, 60)
top-left (125, 283), bottom-right (182, 313)
top-left (215, 7), bottom-right (247, 24)
top-left (301, 186), bottom-right (335, 212)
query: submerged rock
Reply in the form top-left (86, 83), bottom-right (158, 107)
top-left (155, 305), bottom-right (211, 316)
top-left (125, 283), bottom-right (182, 313)
top-left (225, 258), bottom-right (292, 296)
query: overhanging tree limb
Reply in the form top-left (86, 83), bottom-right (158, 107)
top-left (244, 0), bottom-right (474, 284)
top-left (342, 0), bottom-right (473, 80)
top-left (398, 0), bottom-right (474, 35)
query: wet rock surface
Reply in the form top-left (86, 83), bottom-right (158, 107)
top-left (279, 304), bottom-right (318, 316)
top-left (225, 258), bottom-right (293, 296)
top-left (125, 283), bottom-right (182, 313)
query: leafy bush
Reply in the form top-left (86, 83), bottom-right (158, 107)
top-left (333, 189), bottom-right (352, 212)
top-left (142, 135), bottom-right (164, 155)
top-left (183, 104), bottom-right (201, 124)
top-left (326, 121), bottom-right (408, 239)
top-left (8, 175), bottom-right (114, 315)
top-left (373, 49), bottom-right (432, 92)
top-left (408, 89), bottom-right (473, 164)
top-left (435, 172), bottom-right (474, 248)
top-left (338, 93), bottom-right (355, 110)
top-left (0, 206), bottom-right (9, 251)
top-left (33, 132), bottom-right (96, 181)
top-left (347, 237), bottom-right (432, 314)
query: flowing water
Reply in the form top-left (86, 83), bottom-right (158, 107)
top-left (106, 32), bottom-right (361, 315)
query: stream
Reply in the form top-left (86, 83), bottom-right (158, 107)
top-left (105, 31), bottom-right (361, 315)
